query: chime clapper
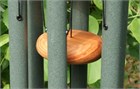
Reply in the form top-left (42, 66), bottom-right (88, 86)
top-left (36, 29), bottom-right (102, 64)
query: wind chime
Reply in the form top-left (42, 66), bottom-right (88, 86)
top-left (36, 1), bottom-right (103, 64)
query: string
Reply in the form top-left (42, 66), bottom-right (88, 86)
top-left (43, 0), bottom-right (72, 35)
top-left (69, 0), bottom-right (73, 38)
top-left (67, 0), bottom-right (73, 38)
top-left (103, 0), bottom-right (108, 30)
top-left (42, 1), bottom-right (47, 32)
top-left (16, 0), bottom-right (23, 21)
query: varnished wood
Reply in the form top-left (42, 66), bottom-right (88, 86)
top-left (36, 30), bottom-right (102, 64)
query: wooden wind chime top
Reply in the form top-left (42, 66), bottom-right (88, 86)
top-left (36, 29), bottom-right (102, 64)
top-left (36, 1), bottom-right (102, 64)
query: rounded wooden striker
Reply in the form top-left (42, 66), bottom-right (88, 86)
top-left (36, 30), bottom-right (102, 64)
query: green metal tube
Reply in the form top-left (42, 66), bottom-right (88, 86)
top-left (47, 0), bottom-right (67, 88)
top-left (101, 0), bottom-right (128, 88)
top-left (27, 1), bottom-right (44, 88)
top-left (8, 0), bottom-right (28, 88)
top-left (70, 1), bottom-right (89, 88)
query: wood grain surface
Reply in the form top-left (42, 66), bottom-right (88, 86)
top-left (36, 30), bottom-right (102, 64)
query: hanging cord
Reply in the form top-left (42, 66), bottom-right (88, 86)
top-left (16, 0), bottom-right (23, 21)
top-left (66, 0), bottom-right (73, 38)
top-left (103, 0), bottom-right (108, 30)
top-left (69, 0), bottom-right (73, 38)
top-left (43, 0), bottom-right (72, 35)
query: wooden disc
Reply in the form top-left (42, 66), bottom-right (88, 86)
top-left (36, 30), bottom-right (102, 64)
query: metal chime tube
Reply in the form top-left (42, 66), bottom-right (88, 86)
top-left (8, 0), bottom-right (28, 88)
top-left (47, 0), bottom-right (67, 88)
top-left (101, 0), bottom-right (128, 88)
top-left (70, 1), bottom-right (89, 88)
top-left (27, 1), bottom-right (44, 88)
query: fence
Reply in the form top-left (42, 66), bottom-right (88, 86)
top-left (7, 0), bottom-right (131, 89)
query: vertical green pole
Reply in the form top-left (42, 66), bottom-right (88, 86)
top-left (70, 1), bottom-right (89, 88)
top-left (8, 0), bottom-right (28, 88)
top-left (101, 0), bottom-right (128, 88)
top-left (47, 0), bottom-right (67, 88)
top-left (27, 1), bottom-right (44, 88)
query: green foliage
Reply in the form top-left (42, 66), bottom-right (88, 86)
top-left (3, 84), bottom-right (9, 89)
top-left (2, 9), bottom-right (8, 28)
top-left (0, 0), bottom-right (9, 88)
top-left (88, 59), bottom-right (101, 84)
top-left (0, 0), bottom-right (140, 88)
top-left (126, 32), bottom-right (139, 59)
top-left (88, 79), bottom-right (101, 88)
top-left (0, 34), bottom-right (9, 47)
top-left (89, 15), bottom-right (99, 34)
top-left (128, 18), bottom-right (140, 43)
top-left (93, 0), bottom-right (102, 10)
top-left (44, 59), bottom-right (48, 82)
top-left (0, 0), bottom-right (7, 12)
